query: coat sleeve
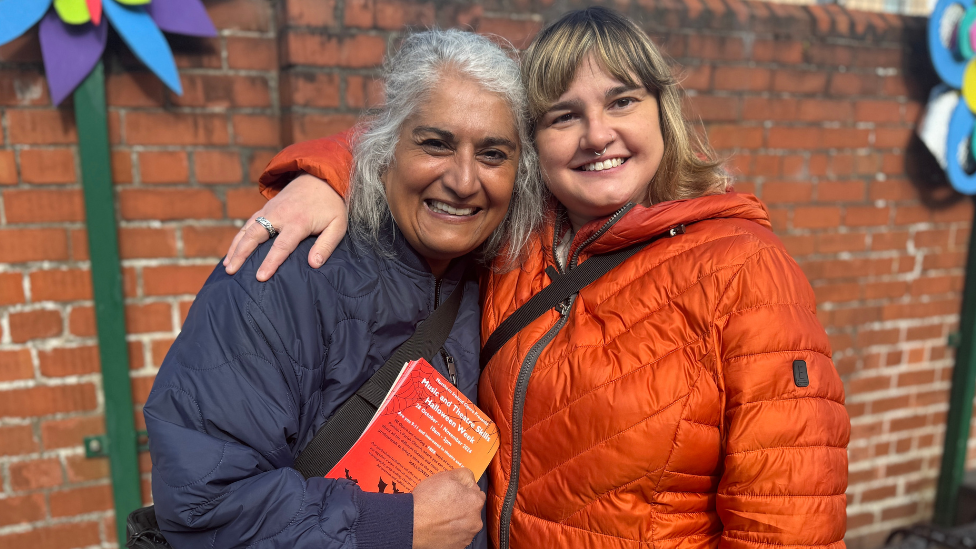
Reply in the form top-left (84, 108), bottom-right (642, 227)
top-left (144, 254), bottom-right (412, 549)
top-left (713, 243), bottom-right (850, 549)
top-left (258, 130), bottom-right (356, 200)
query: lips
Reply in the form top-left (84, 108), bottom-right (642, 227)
top-left (578, 157), bottom-right (627, 171)
top-left (425, 199), bottom-right (480, 216)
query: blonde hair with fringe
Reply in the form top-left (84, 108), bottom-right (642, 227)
top-left (521, 7), bottom-right (728, 204)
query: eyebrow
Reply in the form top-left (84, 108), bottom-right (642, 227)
top-left (478, 136), bottom-right (518, 150)
top-left (412, 126), bottom-right (517, 150)
top-left (544, 99), bottom-right (583, 115)
top-left (544, 85), bottom-right (644, 116)
top-left (413, 126), bottom-right (454, 141)
top-left (606, 84), bottom-right (642, 99)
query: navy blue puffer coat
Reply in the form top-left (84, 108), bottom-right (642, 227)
top-left (144, 232), bottom-right (486, 549)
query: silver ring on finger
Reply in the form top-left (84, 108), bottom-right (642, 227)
top-left (255, 216), bottom-right (278, 239)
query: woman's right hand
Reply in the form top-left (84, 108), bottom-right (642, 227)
top-left (412, 468), bottom-right (485, 549)
top-left (224, 174), bottom-right (349, 281)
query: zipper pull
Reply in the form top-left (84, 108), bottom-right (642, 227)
top-left (557, 299), bottom-right (572, 317)
top-left (442, 351), bottom-right (458, 386)
top-left (668, 224), bottom-right (686, 237)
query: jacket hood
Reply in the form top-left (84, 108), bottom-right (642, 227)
top-left (570, 192), bottom-right (771, 258)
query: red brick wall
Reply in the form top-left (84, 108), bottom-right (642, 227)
top-left (0, 0), bottom-right (968, 548)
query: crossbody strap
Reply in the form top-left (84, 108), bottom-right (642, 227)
top-left (293, 268), bottom-right (470, 479)
top-left (480, 225), bottom-right (686, 369)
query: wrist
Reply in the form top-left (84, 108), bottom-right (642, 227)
top-left (354, 491), bottom-right (413, 548)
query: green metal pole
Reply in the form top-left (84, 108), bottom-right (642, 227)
top-left (934, 194), bottom-right (976, 526)
top-left (73, 60), bottom-right (142, 543)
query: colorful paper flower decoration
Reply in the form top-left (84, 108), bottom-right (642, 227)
top-left (921, 0), bottom-right (976, 194)
top-left (0, 0), bottom-right (217, 105)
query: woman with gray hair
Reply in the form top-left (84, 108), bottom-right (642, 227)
top-left (143, 29), bottom-right (541, 549)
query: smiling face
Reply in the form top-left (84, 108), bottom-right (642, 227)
top-left (382, 73), bottom-right (519, 276)
top-left (535, 54), bottom-right (665, 231)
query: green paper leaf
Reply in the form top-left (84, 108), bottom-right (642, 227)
top-left (116, 0), bottom-right (151, 4)
top-left (54, 0), bottom-right (92, 24)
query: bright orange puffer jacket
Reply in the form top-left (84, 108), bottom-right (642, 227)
top-left (259, 138), bottom-right (850, 549)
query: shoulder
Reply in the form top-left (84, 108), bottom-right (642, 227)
top-left (687, 220), bottom-right (817, 318)
top-left (234, 235), bottom-right (386, 308)
top-left (622, 216), bottom-right (796, 296)
top-left (623, 216), bottom-right (815, 318)
top-left (683, 216), bottom-right (790, 271)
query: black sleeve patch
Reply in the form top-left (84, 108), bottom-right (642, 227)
top-left (793, 360), bottom-right (809, 388)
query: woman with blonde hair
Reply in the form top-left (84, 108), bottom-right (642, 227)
top-left (226, 8), bottom-right (850, 548)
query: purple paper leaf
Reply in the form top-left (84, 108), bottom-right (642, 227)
top-left (39, 9), bottom-right (107, 105)
top-left (145, 0), bottom-right (216, 37)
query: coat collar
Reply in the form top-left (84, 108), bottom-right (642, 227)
top-left (548, 192), bottom-right (772, 262)
top-left (373, 220), bottom-right (471, 282)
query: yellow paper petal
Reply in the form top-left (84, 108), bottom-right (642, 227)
top-left (964, 60), bottom-right (976, 114)
top-left (117, 0), bottom-right (152, 5)
top-left (54, 0), bottom-right (92, 25)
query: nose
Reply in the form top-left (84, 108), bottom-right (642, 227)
top-left (442, 151), bottom-right (478, 198)
top-left (580, 113), bottom-right (614, 154)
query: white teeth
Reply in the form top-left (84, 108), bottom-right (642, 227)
top-left (582, 158), bottom-right (626, 171)
top-left (428, 200), bottom-right (476, 216)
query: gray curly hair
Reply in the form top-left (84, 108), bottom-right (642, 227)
top-left (348, 29), bottom-right (544, 268)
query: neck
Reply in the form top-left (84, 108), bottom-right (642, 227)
top-left (426, 258), bottom-right (450, 278)
top-left (566, 211), bottom-right (593, 234)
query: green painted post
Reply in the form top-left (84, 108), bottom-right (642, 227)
top-left (934, 195), bottom-right (976, 526)
top-left (73, 60), bottom-right (142, 543)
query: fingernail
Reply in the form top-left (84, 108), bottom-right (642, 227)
top-left (312, 253), bottom-right (323, 267)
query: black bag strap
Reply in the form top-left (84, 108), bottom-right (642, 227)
top-left (293, 269), bottom-right (470, 479)
top-left (480, 225), bottom-right (686, 369)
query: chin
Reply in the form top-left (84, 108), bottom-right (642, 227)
top-left (422, 243), bottom-right (477, 260)
top-left (577, 196), bottom-right (632, 216)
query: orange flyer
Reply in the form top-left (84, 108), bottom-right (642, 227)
top-left (325, 358), bottom-right (499, 493)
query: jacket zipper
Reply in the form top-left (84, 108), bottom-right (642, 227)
top-left (566, 203), bottom-right (635, 269)
top-left (433, 278), bottom-right (459, 387)
top-left (498, 294), bottom-right (575, 549)
top-left (441, 351), bottom-right (458, 386)
top-left (497, 203), bottom-right (633, 549)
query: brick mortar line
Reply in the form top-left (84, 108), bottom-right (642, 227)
top-left (107, 106), bottom-right (278, 116)
top-left (849, 446), bottom-right (947, 463)
top-left (848, 410), bottom-right (951, 428)
top-left (846, 389), bottom-right (954, 407)
top-left (0, 410), bottom-right (102, 430)
top-left (0, 513), bottom-right (114, 539)
top-left (851, 394), bottom-right (949, 412)
top-left (848, 480), bottom-right (944, 501)
top-left (840, 340), bottom-right (957, 354)
top-left (0, 373), bottom-right (103, 392)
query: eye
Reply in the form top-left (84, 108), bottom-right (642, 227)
top-left (544, 111), bottom-right (576, 127)
top-left (611, 97), bottom-right (638, 109)
top-left (554, 112), bottom-right (575, 124)
top-left (419, 139), bottom-right (451, 153)
top-left (479, 149), bottom-right (509, 166)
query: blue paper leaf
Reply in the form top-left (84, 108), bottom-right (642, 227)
top-left (102, 0), bottom-right (182, 95)
top-left (0, 0), bottom-right (54, 46)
